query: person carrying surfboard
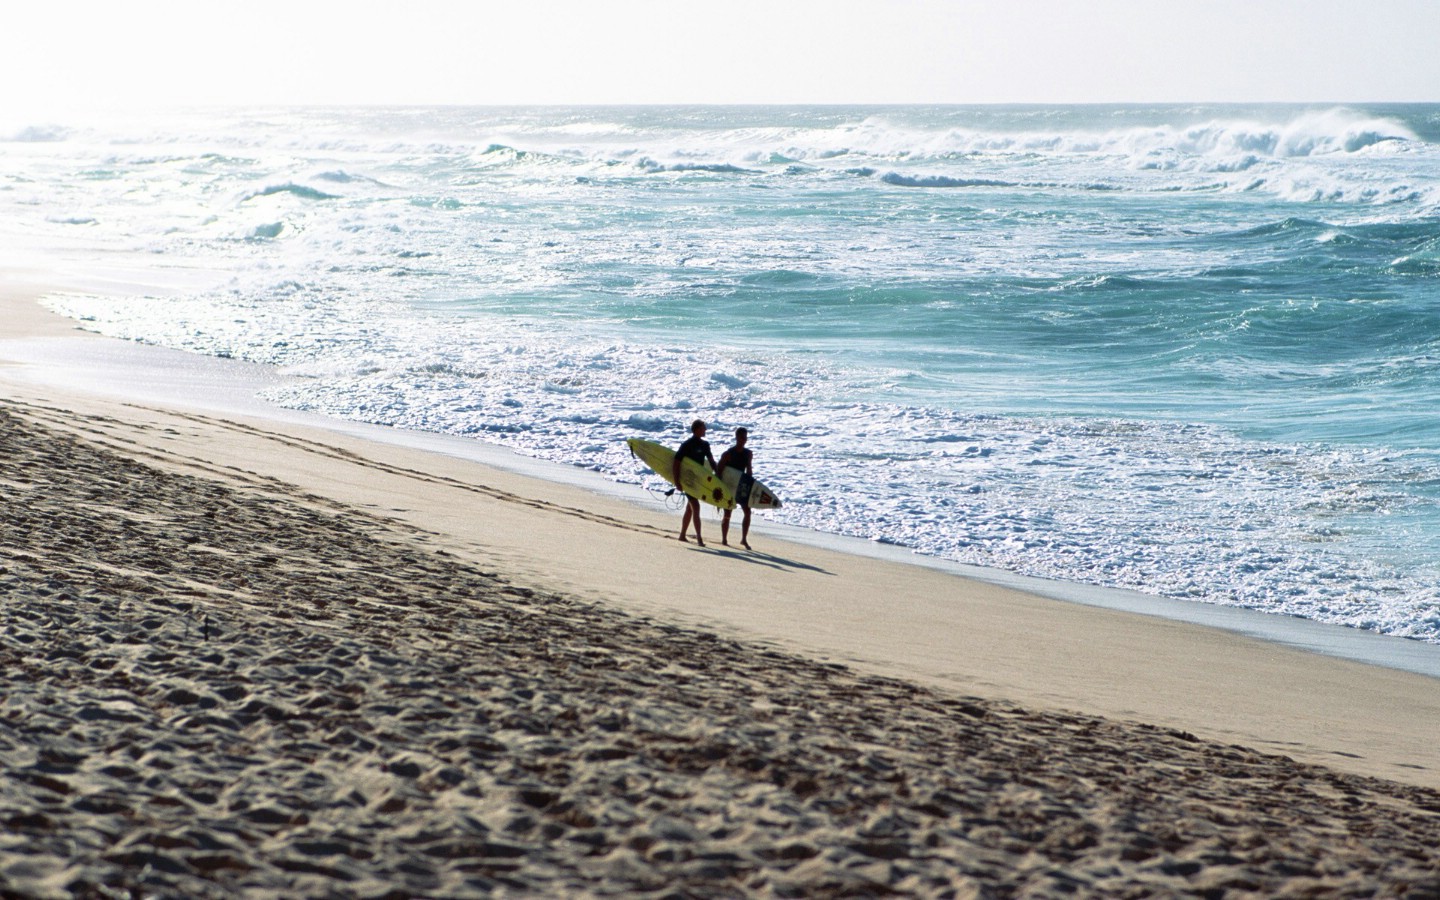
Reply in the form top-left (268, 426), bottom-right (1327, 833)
top-left (717, 427), bottom-right (755, 550)
top-left (674, 419), bottom-right (718, 546)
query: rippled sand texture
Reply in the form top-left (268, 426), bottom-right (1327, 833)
top-left (3, 401), bottom-right (1440, 898)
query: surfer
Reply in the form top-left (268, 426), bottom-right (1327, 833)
top-left (717, 427), bottom-right (754, 549)
top-left (674, 419), bottom-right (717, 546)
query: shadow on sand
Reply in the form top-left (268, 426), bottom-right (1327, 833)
top-left (697, 544), bottom-right (834, 576)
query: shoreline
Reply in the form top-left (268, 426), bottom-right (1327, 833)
top-left (5, 276), bottom-right (1440, 894)
top-left (9, 282), bottom-right (1440, 681)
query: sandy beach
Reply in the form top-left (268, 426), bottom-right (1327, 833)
top-left (4, 278), bottom-right (1440, 897)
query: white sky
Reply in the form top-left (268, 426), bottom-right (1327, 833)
top-left (5, 0), bottom-right (1440, 111)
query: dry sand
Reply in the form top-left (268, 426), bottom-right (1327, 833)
top-left (3, 281), bottom-right (1440, 897)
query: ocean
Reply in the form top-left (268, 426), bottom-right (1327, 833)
top-left (5, 103), bottom-right (1440, 642)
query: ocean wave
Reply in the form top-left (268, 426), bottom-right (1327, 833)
top-left (635, 158), bottom-right (758, 175)
top-left (624, 413), bottom-right (670, 432)
top-left (35, 105), bottom-right (1423, 179)
top-left (740, 269), bottom-right (822, 286)
top-left (880, 172), bottom-right (1120, 192)
top-left (709, 372), bottom-right (751, 389)
top-left (1230, 219), bottom-right (1440, 253)
top-left (1158, 111), bottom-right (1415, 159)
top-left (1391, 237), bottom-right (1440, 274)
top-left (247, 222), bottom-right (285, 240)
top-left (314, 170), bottom-right (371, 184)
top-left (1051, 274), bottom-right (1155, 293)
top-left (480, 143), bottom-right (533, 161)
top-left (965, 109), bottom-right (1415, 162)
top-left (242, 183), bottom-right (340, 202)
top-left (657, 108), bottom-right (1424, 174)
top-left (881, 174), bottom-right (1016, 189)
top-left (1231, 217), bottom-right (1334, 239)
top-left (414, 361), bottom-right (488, 380)
top-left (669, 109), bottom-right (1418, 186)
top-left (1260, 174), bottom-right (1438, 208)
top-left (133, 106), bottom-right (1429, 216)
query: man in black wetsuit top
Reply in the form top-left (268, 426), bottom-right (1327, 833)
top-left (717, 427), bottom-right (755, 549)
top-left (673, 419), bottom-right (717, 546)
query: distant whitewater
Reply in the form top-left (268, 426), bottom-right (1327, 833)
top-left (6, 103), bottom-right (1440, 641)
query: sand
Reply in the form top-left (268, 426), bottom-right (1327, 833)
top-left (3, 280), bottom-right (1440, 897)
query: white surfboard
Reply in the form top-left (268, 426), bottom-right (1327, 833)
top-left (719, 466), bottom-right (782, 510)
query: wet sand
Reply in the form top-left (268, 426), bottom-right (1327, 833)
top-left (4, 282), bottom-right (1440, 896)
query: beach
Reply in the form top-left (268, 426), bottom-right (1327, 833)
top-left (4, 278), bottom-right (1440, 896)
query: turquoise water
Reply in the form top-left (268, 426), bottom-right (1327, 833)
top-left (6, 103), bottom-right (1440, 640)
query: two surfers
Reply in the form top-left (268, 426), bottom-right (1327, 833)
top-left (672, 419), bottom-right (755, 549)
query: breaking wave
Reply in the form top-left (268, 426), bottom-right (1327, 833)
top-left (243, 183), bottom-right (340, 202)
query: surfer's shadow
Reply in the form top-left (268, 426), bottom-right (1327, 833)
top-left (709, 547), bottom-right (834, 576)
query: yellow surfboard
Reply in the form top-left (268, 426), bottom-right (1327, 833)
top-left (627, 438), bottom-right (735, 511)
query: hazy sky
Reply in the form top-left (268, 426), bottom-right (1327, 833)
top-left (7, 0), bottom-right (1439, 111)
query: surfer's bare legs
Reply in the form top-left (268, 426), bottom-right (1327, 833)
top-left (679, 497), bottom-right (705, 546)
top-left (721, 506), bottom-right (752, 549)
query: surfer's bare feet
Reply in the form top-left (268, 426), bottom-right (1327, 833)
top-left (678, 535), bottom-right (689, 543)
top-left (741, 540), bottom-right (751, 550)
